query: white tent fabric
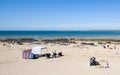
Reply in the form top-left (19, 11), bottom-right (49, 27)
top-left (31, 46), bottom-right (46, 54)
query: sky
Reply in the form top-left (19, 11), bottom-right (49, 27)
top-left (0, 0), bottom-right (120, 30)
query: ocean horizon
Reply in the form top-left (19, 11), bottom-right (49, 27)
top-left (0, 31), bottom-right (120, 38)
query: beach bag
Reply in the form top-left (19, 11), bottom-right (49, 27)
top-left (29, 53), bottom-right (34, 59)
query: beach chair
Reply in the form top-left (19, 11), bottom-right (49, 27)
top-left (52, 52), bottom-right (57, 58)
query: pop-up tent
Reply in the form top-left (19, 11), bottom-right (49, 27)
top-left (31, 46), bottom-right (47, 54)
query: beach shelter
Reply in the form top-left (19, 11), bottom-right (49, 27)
top-left (31, 46), bottom-right (47, 54)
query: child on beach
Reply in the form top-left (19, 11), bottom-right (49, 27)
top-left (104, 63), bottom-right (110, 69)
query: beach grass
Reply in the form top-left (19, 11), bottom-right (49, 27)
top-left (0, 37), bottom-right (120, 43)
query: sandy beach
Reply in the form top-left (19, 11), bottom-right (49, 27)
top-left (0, 39), bottom-right (120, 75)
top-left (1, 0), bottom-right (120, 74)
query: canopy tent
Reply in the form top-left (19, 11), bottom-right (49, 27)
top-left (31, 46), bottom-right (47, 54)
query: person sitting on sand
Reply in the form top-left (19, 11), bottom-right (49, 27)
top-left (58, 51), bottom-right (63, 56)
top-left (90, 57), bottom-right (94, 66)
top-left (52, 50), bottom-right (57, 58)
top-left (46, 53), bottom-right (51, 58)
top-left (3, 43), bottom-right (6, 46)
top-left (90, 57), bottom-right (100, 66)
top-left (107, 45), bottom-right (109, 48)
top-left (103, 45), bottom-right (106, 48)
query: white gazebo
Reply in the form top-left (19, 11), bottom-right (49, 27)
top-left (31, 46), bottom-right (47, 54)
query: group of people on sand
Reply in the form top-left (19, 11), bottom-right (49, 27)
top-left (102, 44), bottom-right (116, 50)
top-left (90, 57), bottom-right (110, 69)
top-left (46, 50), bottom-right (63, 58)
top-left (3, 41), bottom-right (23, 47)
top-left (3, 43), bottom-right (11, 47)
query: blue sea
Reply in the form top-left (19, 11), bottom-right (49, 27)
top-left (0, 31), bottom-right (120, 38)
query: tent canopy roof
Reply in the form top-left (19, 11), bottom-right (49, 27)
top-left (31, 46), bottom-right (47, 54)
